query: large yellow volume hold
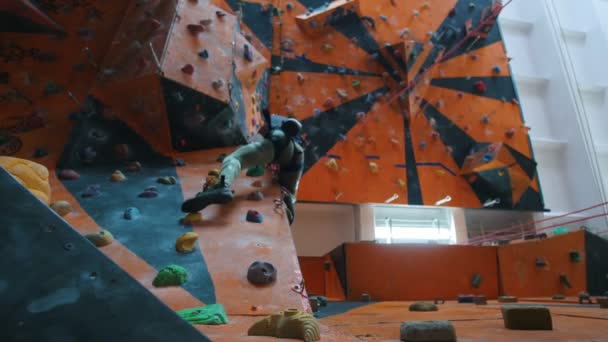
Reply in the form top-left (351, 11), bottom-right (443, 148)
top-left (248, 309), bottom-right (320, 342)
top-left (0, 156), bottom-right (51, 204)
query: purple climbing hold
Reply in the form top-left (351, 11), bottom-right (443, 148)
top-left (82, 185), bottom-right (101, 198)
top-left (174, 158), bottom-right (187, 167)
top-left (58, 169), bottom-right (80, 180)
top-left (246, 210), bottom-right (264, 223)
top-left (138, 190), bottom-right (158, 198)
top-left (419, 140), bottom-right (427, 151)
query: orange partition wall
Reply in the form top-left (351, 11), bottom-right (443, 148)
top-left (299, 257), bottom-right (326, 296)
top-left (498, 231), bottom-right (587, 297)
top-left (345, 243), bottom-right (499, 301)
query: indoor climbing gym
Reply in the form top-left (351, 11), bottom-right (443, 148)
top-left (3, 0), bottom-right (608, 341)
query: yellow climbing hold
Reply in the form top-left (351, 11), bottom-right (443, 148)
top-left (321, 43), bottom-right (334, 53)
top-left (181, 212), bottom-right (203, 224)
top-left (369, 162), bottom-right (379, 174)
top-left (248, 309), bottom-right (320, 342)
top-left (397, 179), bottom-right (406, 189)
top-left (110, 170), bottom-right (126, 182)
top-left (85, 229), bottom-right (114, 247)
top-left (0, 156), bottom-right (51, 204)
top-left (176, 232), bottom-right (199, 253)
top-left (325, 158), bottom-right (339, 172)
top-left (435, 170), bottom-right (446, 176)
top-left (208, 169), bottom-right (220, 177)
top-left (336, 88), bottom-right (348, 100)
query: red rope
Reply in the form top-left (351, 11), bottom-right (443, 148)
top-left (471, 212), bottom-right (608, 244)
top-left (467, 201), bottom-right (608, 244)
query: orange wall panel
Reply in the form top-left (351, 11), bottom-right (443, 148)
top-left (299, 257), bottom-right (326, 296)
top-left (498, 231), bottom-right (586, 297)
top-left (345, 243), bottom-right (499, 301)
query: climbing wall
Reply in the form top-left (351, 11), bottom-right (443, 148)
top-left (268, 0), bottom-right (545, 210)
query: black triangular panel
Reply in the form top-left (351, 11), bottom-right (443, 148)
top-left (430, 76), bottom-right (517, 102)
top-left (419, 99), bottom-right (478, 168)
top-left (514, 186), bottom-right (544, 211)
top-left (467, 170), bottom-right (513, 209)
top-left (0, 168), bottom-right (211, 342)
top-left (272, 55), bottom-right (381, 77)
top-left (225, 0), bottom-right (274, 49)
top-left (57, 98), bottom-right (217, 304)
top-left (505, 144), bottom-right (537, 180)
top-left (302, 87), bottom-right (389, 173)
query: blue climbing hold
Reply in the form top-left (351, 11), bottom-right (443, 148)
top-left (198, 50), bottom-right (209, 59)
top-left (379, 15), bottom-right (387, 21)
top-left (246, 210), bottom-right (264, 223)
top-left (482, 153), bottom-right (493, 162)
top-left (481, 115), bottom-right (490, 124)
top-left (313, 108), bottom-right (322, 117)
top-left (492, 66), bottom-right (501, 74)
top-left (124, 207), bottom-right (140, 220)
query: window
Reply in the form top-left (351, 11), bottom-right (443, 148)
top-left (374, 206), bottom-right (455, 244)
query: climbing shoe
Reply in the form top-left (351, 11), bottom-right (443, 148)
top-left (181, 176), bottom-right (234, 213)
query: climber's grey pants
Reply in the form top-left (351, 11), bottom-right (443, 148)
top-left (220, 140), bottom-right (275, 188)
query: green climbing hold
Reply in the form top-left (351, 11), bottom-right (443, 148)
top-left (246, 165), bottom-right (265, 177)
top-left (177, 304), bottom-right (229, 325)
top-left (153, 264), bottom-right (188, 287)
top-left (352, 80), bottom-right (361, 88)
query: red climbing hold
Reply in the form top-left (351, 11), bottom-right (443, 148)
top-left (505, 128), bottom-right (516, 138)
top-left (181, 64), bottom-right (194, 75)
top-left (187, 24), bottom-right (204, 35)
top-left (323, 97), bottom-right (334, 107)
top-left (474, 81), bottom-right (487, 94)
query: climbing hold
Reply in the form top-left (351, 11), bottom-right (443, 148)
top-left (336, 88), bottom-right (348, 100)
top-left (187, 24), bottom-right (204, 35)
top-left (43, 81), bottom-right (62, 96)
top-left (176, 232), bottom-right (199, 253)
top-left (216, 153), bottom-right (227, 162)
top-left (552, 294), bottom-right (566, 300)
top-left (181, 64), bottom-right (194, 75)
top-left (181, 212), bottom-right (203, 224)
top-left (502, 306), bottom-right (553, 330)
top-left (153, 265), bottom-right (188, 287)
top-left (286, 2), bottom-right (294, 10)
top-left (361, 293), bottom-right (371, 302)
top-left (337, 66), bottom-right (346, 75)
top-left (325, 158), bottom-right (339, 172)
top-left (138, 187), bottom-right (158, 198)
top-left (126, 161), bottom-right (142, 172)
top-left (474, 81), bottom-right (487, 93)
top-left (212, 79), bottom-right (224, 90)
top-left (498, 296), bottom-right (518, 303)
top-left (247, 261), bottom-right (277, 285)
top-left (247, 191), bottom-right (265, 201)
top-left (350, 80), bottom-right (361, 89)
top-left (481, 115), bottom-right (490, 124)
top-left (321, 43), bottom-right (334, 53)
top-left (174, 159), bottom-right (187, 167)
top-left (81, 185), bottom-right (101, 198)
top-left (436, 100), bottom-right (444, 107)
top-left (434, 298), bottom-right (445, 305)
top-left (430, 131), bottom-right (440, 140)
top-left (157, 176), bottom-right (177, 185)
top-left (246, 165), bottom-right (265, 177)
top-left (482, 153), bottom-right (493, 162)
top-left (379, 15), bottom-right (387, 21)
top-left (33, 147), bottom-right (48, 158)
top-left (503, 128), bottom-right (516, 138)
top-left (492, 65), bottom-right (501, 74)
top-left (458, 295), bottom-right (475, 303)
top-left (409, 302), bottom-right (438, 312)
top-left (244, 44), bottom-right (253, 61)
top-left (85, 229), bottom-right (114, 247)
top-left (200, 18), bottom-right (213, 26)
top-left (471, 273), bottom-right (482, 288)
top-left (297, 73), bottom-right (305, 84)
top-left (368, 162), bottom-right (379, 174)
top-left (216, 10), bottom-right (226, 18)
top-left (422, 1), bottom-right (430, 9)
top-left (124, 207), bottom-right (140, 220)
top-left (419, 140), bottom-right (427, 150)
top-left (569, 250), bottom-right (581, 262)
top-left (177, 304), bottom-right (229, 325)
top-left (474, 296), bottom-right (488, 305)
top-left (312, 108), bottom-right (322, 118)
top-left (246, 210), bottom-right (264, 223)
top-left (579, 292), bottom-right (592, 304)
top-left (356, 112), bottom-right (366, 121)
top-left (400, 28), bottom-right (410, 37)
top-left (427, 31), bottom-right (434, 37)
top-left (535, 258), bottom-right (547, 267)
top-left (58, 169), bottom-right (80, 180)
top-left (50, 201), bottom-right (72, 217)
top-left (401, 321), bottom-right (456, 342)
top-left (397, 179), bottom-right (406, 189)
top-left (248, 309), bottom-right (320, 341)
top-left (468, 2), bottom-right (476, 10)
top-left (323, 97), bottom-right (334, 107)
top-left (198, 50), bottom-right (209, 59)
top-left (413, 9), bottom-right (420, 17)
top-left (109, 170), bottom-right (126, 182)
top-left (457, 91), bottom-right (464, 98)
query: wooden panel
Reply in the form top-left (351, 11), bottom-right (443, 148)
top-left (345, 243), bottom-right (499, 301)
top-left (299, 256), bottom-right (326, 296)
top-left (498, 231), bottom-right (587, 297)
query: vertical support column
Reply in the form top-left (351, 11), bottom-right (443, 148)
top-left (354, 204), bottom-right (376, 241)
top-left (452, 208), bottom-right (468, 244)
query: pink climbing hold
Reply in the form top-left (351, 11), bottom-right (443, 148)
top-left (505, 128), bottom-right (516, 138)
top-left (457, 91), bottom-right (465, 99)
top-left (58, 169), bottom-right (80, 180)
top-left (356, 112), bottom-right (366, 121)
top-left (323, 97), bottom-right (334, 107)
top-left (181, 64), bottom-right (194, 75)
top-left (431, 131), bottom-right (440, 140)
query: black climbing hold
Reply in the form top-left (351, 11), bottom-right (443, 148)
top-left (535, 258), bottom-right (547, 267)
top-left (569, 250), bottom-right (581, 263)
top-left (471, 273), bottom-right (482, 288)
top-left (198, 50), bottom-right (209, 59)
top-left (247, 261), bottom-right (277, 285)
